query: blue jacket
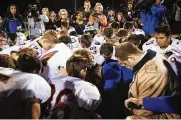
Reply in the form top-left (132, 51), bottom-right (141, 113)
top-left (102, 59), bottom-right (133, 91)
top-left (3, 17), bottom-right (25, 34)
top-left (140, 4), bottom-right (166, 35)
top-left (100, 59), bottom-right (133, 118)
top-left (143, 96), bottom-right (181, 114)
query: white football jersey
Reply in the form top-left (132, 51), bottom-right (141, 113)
top-left (23, 37), bottom-right (45, 57)
top-left (15, 32), bottom-right (27, 46)
top-left (0, 37), bottom-right (45, 57)
top-left (50, 74), bottom-right (101, 111)
top-left (56, 26), bottom-right (76, 35)
top-left (40, 43), bottom-right (72, 81)
top-left (0, 67), bottom-right (51, 118)
top-left (142, 37), bottom-right (181, 74)
top-left (0, 45), bottom-right (20, 55)
top-left (142, 37), bottom-right (181, 56)
top-left (68, 36), bottom-right (82, 50)
top-left (132, 29), bottom-right (145, 36)
top-left (0, 32), bottom-right (26, 55)
top-left (112, 46), bottom-right (117, 60)
top-left (167, 54), bottom-right (181, 76)
top-left (92, 34), bottom-right (106, 46)
top-left (0, 67), bottom-right (51, 103)
top-left (88, 44), bottom-right (118, 65)
top-left (88, 45), bottom-right (105, 65)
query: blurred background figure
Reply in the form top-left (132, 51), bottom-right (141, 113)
top-left (107, 10), bottom-right (116, 23)
top-left (0, 30), bottom-right (8, 51)
top-left (0, 15), bottom-right (4, 30)
top-left (58, 9), bottom-right (69, 23)
top-left (3, 4), bottom-right (25, 34)
top-left (89, 2), bottom-right (107, 31)
top-left (139, 0), bottom-right (166, 36)
top-left (116, 12), bottom-right (125, 28)
top-left (73, 11), bottom-right (87, 35)
top-left (83, 0), bottom-right (91, 22)
top-left (45, 11), bottom-right (59, 30)
top-left (28, 5), bottom-right (49, 39)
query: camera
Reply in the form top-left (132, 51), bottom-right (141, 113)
top-left (28, 4), bottom-right (38, 11)
top-left (92, 13), bottom-right (102, 18)
top-left (134, 0), bottom-right (155, 12)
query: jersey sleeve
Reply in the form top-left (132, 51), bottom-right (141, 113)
top-left (23, 74), bottom-right (51, 103)
top-left (75, 81), bottom-right (102, 111)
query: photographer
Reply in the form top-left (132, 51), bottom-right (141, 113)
top-left (28, 5), bottom-right (49, 39)
top-left (89, 3), bottom-right (107, 31)
top-left (139, 0), bottom-right (166, 36)
top-left (3, 4), bottom-right (25, 34)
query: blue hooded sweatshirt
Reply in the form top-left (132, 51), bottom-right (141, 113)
top-left (143, 96), bottom-right (181, 114)
top-left (102, 59), bottom-right (133, 91)
top-left (100, 59), bottom-right (133, 118)
top-left (140, 4), bottom-right (166, 35)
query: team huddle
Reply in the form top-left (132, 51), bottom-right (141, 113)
top-left (0, 0), bottom-right (181, 119)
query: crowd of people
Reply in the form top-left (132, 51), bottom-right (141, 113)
top-left (0, 0), bottom-right (181, 119)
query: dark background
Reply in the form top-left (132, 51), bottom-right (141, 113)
top-left (0, 0), bottom-right (127, 16)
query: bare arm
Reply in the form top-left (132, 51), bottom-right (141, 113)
top-left (25, 98), bottom-right (41, 119)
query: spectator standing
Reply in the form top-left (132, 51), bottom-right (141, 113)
top-left (28, 7), bottom-right (49, 39)
top-left (89, 3), bottom-right (107, 31)
top-left (83, 0), bottom-right (91, 22)
top-left (175, 0), bottom-right (181, 21)
top-left (73, 11), bottom-right (86, 35)
top-left (140, 0), bottom-right (166, 36)
top-left (107, 10), bottom-right (116, 23)
top-left (3, 4), bottom-right (25, 34)
top-left (45, 11), bottom-right (59, 30)
top-left (116, 12), bottom-right (125, 28)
